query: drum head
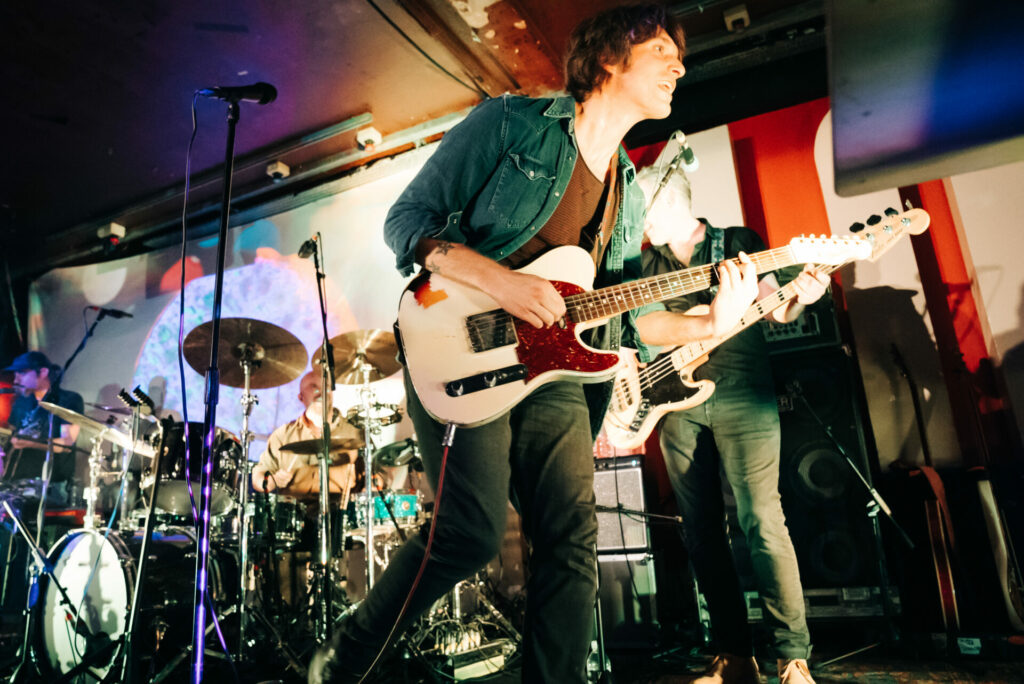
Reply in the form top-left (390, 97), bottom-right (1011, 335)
top-left (40, 529), bottom-right (129, 678)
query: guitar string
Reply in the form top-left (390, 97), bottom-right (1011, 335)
top-left (629, 262), bottom-right (842, 392)
top-left (464, 244), bottom-right (822, 334)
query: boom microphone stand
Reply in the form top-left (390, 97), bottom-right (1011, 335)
top-left (190, 82), bottom-right (276, 683)
top-left (786, 380), bottom-right (912, 666)
top-left (304, 232), bottom-right (337, 642)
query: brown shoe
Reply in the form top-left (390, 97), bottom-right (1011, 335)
top-left (691, 654), bottom-right (761, 684)
top-left (777, 658), bottom-right (815, 684)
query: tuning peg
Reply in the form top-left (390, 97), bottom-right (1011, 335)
top-left (849, 222), bottom-right (865, 233)
top-left (866, 214), bottom-right (882, 225)
top-left (884, 207), bottom-right (899, 216)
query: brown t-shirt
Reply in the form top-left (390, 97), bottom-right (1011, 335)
top-left (502, 157), bottom-right (618, 269)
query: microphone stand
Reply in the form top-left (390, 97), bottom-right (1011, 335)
top-left (644, 135), bottom-right (691, 215)
top-left (191, 99), bottom-right (239, 684)
top-left (786, 381), bottom-right (912, 667)
top-left (308, 232), bottom-right (337, 642)
top-left (7, 310), bottom-right (107, 682)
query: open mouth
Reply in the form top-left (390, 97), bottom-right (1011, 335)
top-left (657, 81), bottom-right (674, 95)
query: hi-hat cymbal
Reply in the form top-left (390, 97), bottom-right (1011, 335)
top-left (38, 401), bottom-right (154, 457)
top-left (279, 437), bottom-right (364, 456)
top-left (312, 329), bottom-right (401, 384)
top-left (375, 438), bottom-right (418, 467)
top-left (183, 318), bottom-right (308, 389)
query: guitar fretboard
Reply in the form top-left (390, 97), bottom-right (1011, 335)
top-left (647, 262), bottom-right (843, 384)
top-left (565, 246), bottom-right (798, 324)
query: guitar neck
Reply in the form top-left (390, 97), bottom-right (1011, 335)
top-left (565, 246), bottom-right (799, 324)
top-left (665, 262), bottom-right (842, 370)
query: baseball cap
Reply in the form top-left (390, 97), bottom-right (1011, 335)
top-left (3, 351), bottom-right (54, 372)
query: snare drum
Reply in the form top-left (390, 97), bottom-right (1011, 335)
top-left (142, 422), bottom-right (241, 516)
top-left (35, 526), bottom-right (235, 680)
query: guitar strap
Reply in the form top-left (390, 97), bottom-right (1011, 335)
top-left (707, 224), bottom-right (725, 296)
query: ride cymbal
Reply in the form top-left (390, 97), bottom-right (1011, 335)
top-left (312, 329), bottom-right (401, 384)
top-left (183, 318), bottom-right (308, 389)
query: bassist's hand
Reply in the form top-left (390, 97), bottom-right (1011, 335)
top-left (484, 269), bottom-right (566, 328)
top-left (708, 251), bottom-right (758, 336)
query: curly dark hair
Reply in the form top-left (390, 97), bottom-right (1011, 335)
top-left (565, 4), bottom-right (686, 103)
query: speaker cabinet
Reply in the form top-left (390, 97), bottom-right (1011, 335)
top-left (594, 456), bottom-right (648, 553)
top-left (597, 553), bottom-right (659, 648)
top-left (772, 346), bottom-right (877, 588)
top-left (718, 347), bottom-right (878, 592)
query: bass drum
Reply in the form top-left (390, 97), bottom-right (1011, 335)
top-left (35, 527), bottom-right (236, 681)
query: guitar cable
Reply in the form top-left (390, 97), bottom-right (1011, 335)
top-left (357, 422), bottom-right (457, 684)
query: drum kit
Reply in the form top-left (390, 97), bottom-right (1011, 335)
top-left (0, 317), bottom-right (521, 682)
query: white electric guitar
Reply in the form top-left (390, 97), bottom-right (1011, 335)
top-left (604, 208), bottom-right (931, 448)
top-left (397, 234), bottom-right (873, 427)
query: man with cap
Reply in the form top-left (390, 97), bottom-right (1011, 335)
top-left (1, 351), bottom-right (83, 506)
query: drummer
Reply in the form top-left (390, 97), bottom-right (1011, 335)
top-left (0, 351), bottom-right (82, 506)
top-left (252, 370), bottom-right (361, 497)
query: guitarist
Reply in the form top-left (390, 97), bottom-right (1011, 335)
top-left (636, 166), bottom-right (830, 684)
top-left (309, 5), bottom-right (693, 683)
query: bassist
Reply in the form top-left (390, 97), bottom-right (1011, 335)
top-left (636, 165), bottom-right (830, 684)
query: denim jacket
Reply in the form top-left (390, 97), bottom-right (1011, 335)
top-left (383, 94), bottom-right (663, 432)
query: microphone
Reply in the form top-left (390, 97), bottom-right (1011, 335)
top-left (669, 131), bottom-right (699, 173)
top-left (87, 306), bottom-right (133, 319)
top-left (297, 236), bottom-right (318, 259)
top-left (197, 82), bottom-right (277, 105)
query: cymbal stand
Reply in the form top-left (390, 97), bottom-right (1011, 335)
top-left (81, 430), bottom-right (108, 530)
top-left (234, 349), bottom-right (259, 656)
top-left (356, 355), bottom-right (380, 591)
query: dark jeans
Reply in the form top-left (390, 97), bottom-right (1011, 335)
top-left (659, 383), bottom-right (811, 660)
top-left (327, 373), bottom-right (599, 683)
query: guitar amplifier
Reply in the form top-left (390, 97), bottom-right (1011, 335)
top-left (597, 552), bottom-right (659, 648)
top-left (761, 293), bottom-right (841, 354)
top-left (594, 456), bottom-right (648, 552)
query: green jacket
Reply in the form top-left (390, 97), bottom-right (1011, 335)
top-left (383, 94), bottom-right (662, 432)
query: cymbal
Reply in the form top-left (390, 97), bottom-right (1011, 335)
top-left (38, 401), bottom-right (154, 457)
top-left (183, 318), bottom-right (308, 389)
top-left (279, 437), bottom-right (364, 456)
top-left (313, 329), bottom-right (401, 385)
top-left (85, 402), bottom-right (132, 415)
top-left (375, 438), bottom-right (418, 467)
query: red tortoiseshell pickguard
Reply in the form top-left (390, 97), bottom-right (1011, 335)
top-left (514, 280), bottom-right (619, 381)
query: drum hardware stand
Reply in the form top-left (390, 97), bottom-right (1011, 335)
top-left (1, 500), bottom-right (98, 683)
top-left (786, 380), bottom-right (910, 669)
top-left (119, 407), bottom-right (169, 684)
top-left (356, 359), bottom-right (382, 593)
top-left (151, 603), bottom-right (238, 684)
top-left (304, 230), bottom-right (337, 643)
top-left (233, 347), bottom-right (260, 656)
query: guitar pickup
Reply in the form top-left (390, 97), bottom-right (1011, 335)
top-left (445, 365), bottom-right (528, 397)
top-left (629, 399), bottom-right (651, 432)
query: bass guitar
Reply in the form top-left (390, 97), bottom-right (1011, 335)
top-left (603, 207), bottom-right (931, 448)
top-left (397, 235), bottom-right (870, 426)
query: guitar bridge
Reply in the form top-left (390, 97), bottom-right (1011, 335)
top-left (629, 398), bottom-right (651, 432)
top-left (445, 365), bottom-right (528, 397)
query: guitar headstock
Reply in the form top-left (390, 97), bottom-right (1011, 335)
top-left (788, 234), bottom-right (873, 265)
top-left (851, 208), bottom-right (930, 262)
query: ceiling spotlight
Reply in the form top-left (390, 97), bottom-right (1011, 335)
top-left (266, 160), bottom-right (291, 182)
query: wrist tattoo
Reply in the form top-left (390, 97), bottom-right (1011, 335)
top-left (436, 240), bottom-right (454, 256)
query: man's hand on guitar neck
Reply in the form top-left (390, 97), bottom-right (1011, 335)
top-left (417, 237), bottom-right (566, 328)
